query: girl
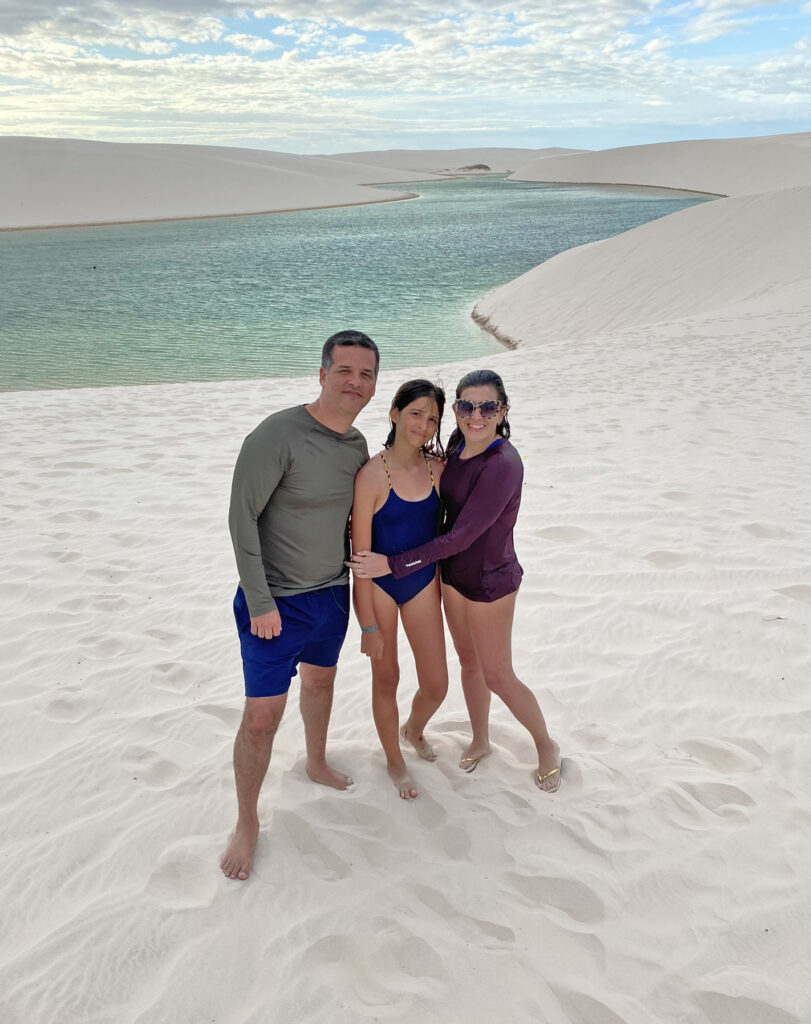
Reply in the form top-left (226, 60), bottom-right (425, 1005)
top-left (348, 369), bottom-right (561, 792)
top-left (351, 380), bottom-right (449, 799)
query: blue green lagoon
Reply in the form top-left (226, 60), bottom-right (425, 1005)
top-left (0, 176), bottom-right (711, 391)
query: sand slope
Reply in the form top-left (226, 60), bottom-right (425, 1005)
top-left (473, 186), bottom-right (811, 347)
top-left (511, 132), bottom-right (811, 197)
top-left (0, 137), bottom-right (446, 229)
top-left (2, 322), bottom-right (810, 1021)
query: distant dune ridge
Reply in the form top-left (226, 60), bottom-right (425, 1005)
top-left (511, 132), bottom-right (811, 198)
top-left (0, 137), bottom-right (580, 230)
top-left (326, 146), bottom-right (585, 174)
top-left (2, 131), bottom-right (810, 1024)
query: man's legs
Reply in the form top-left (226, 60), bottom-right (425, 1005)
top-left (220, 693), bottom-right (287, 880)
top-left (300, 662), bottom-right (353, 790)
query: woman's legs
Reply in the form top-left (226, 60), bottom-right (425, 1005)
top-left (369, 586), bottom-right (417, 798)
top-left (465, 590), bottom-right (560, 790)
top-left (399, 577), bottom-right (448, 760)
top-left (441, 583), bottom-right (492, 767)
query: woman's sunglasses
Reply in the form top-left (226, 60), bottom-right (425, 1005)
top-left (453, 399), bottom-right (504, 419)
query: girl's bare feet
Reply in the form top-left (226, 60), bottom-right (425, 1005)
top-left (401, 722), bottom-right (437, 761)
top-left (388, 763), bottom-right (418, 799)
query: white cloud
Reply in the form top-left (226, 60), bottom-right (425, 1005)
top-left (225, 33), bottom-right (279, 53)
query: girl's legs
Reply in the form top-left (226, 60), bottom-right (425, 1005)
top-left (441, 583), bottom-right (492, 767)
top-left (399, 577), bottom-right (448, 761)
top-left (370, 586), bottom-right (417, 799)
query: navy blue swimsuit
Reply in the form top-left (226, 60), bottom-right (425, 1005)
top-left (372, 455), bottom-right (440, 606)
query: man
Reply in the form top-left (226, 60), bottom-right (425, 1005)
top-left (220, 330), bottom-right (378, 880)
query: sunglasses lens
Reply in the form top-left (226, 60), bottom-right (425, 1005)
top-left (480, 402), bottom-right (500, 418)
top-left (456, 401), bottom-right (475, 416)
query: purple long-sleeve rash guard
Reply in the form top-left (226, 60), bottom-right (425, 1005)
top-left (387, 439), bottom-right (524, 603)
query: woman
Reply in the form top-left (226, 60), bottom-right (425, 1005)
top-left (351, 380), bottom-right (449, 799)
top-left (348, 369), bottom-right (561, 792)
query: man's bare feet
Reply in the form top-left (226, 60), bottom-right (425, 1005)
top-left (534, 741), bottom-right (562, 793)
top-left (388, 764), bottom-right (418, 799)
top-left (458, 740), bottom-right (492, 773)
top-left (306, 762), bottom-right (354, 789)
top-left (401, 722), bottom-right (437, 762)
top-left (220, 821), bottom-right (259, 881)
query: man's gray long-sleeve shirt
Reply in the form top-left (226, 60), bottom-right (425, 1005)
top-left (229, 405), bottom-right (369, 617)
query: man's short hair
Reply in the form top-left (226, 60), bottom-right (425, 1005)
top-left (321, 330), bottom-right (380, 376)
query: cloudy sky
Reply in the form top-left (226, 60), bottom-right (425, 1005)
top-left (1, 1), bottom-right (809, 152)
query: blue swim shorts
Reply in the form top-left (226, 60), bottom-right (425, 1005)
top-left (233, 584), bottom-right (350, 698)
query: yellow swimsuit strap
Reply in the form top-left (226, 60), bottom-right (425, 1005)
top-left (423, 453), bottom-right (436, 488)
top-left (380, 452), bottom-right (435, 490)
top-left (380, 453), bottom-right (393, 490)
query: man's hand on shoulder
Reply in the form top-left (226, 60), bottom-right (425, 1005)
top-left (251, 610), bottom-right (282, 639)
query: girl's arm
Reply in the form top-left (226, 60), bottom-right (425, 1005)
top-left (350, 462), bottom-right (386, 660)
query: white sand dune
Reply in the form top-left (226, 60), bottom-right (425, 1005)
top-left (512, 132), bottom-right (811, 197)
top-left (473, 186), bottom-right (811, 347)
top-left (327, 146), bottom-right (585, 173)
top-left (0, 137), bottom-right (445, 229)
top-left (2, 131), bottom-right (811, 1023)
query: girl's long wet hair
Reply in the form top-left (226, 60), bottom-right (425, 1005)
top-left (446, 369), bottom-right (511, 458)
top-left (384, 379), bottom-right (446, 457)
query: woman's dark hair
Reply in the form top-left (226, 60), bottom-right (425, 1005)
top-left (446, 368), bottom-right (511, 458)
top-left (384, 379), bottom-right (446, 456)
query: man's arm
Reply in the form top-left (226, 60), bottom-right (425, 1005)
top-left (228, 424), bottom-right (287, 625)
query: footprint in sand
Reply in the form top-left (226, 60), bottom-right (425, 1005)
top-left (644, 550), bottom-right (689, 568)
top-left (47, 508), bottom-right (103, 523)
top-left (146, 842), bottom-right (217, 910)
top-left (151, 661), bottom-right (199, 694)
top-left (195, 704), bottom-right (242, 730)
top-left (435, 825), bottom-right (471, 860)
top-left (121, 746), bottom-right (181, 788)
top-left (742, 522), bottom-right (791, 539)
top-left (505, 872), bottom-right (606, 925)
top-left (413, 884), bottom-right (515, 943)
top-left (680, 737), bottom-right (764, 773)
top-left (48, 549), bottom-right (81, 563)
top-left (537, 525), bottom-right (592, 542)
top-left (775, 584), bottom-right (811, 604)
top-left (693, 991), bottom-right (800, 1024)
top-left (77, 634), bottom-right (128, 657)
top-left (276, 809), bottom-right (352, 880)
top-left (677, 781), bottom-right (754, 817)
top-left (109, 532), bottom-right (147, 548)
top-left (552, 989), bottom-right (637, 1024)
top-left (45, 692), bottom-right (89, 722)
